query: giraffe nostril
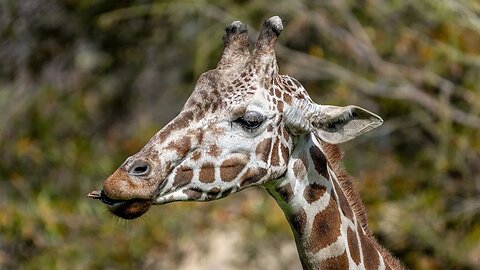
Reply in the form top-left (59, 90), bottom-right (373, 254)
top-left (128, 160), bottom-right (151, 176)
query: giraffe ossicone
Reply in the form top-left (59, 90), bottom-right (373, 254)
top-left (88, 16), bottom-right (403, 269)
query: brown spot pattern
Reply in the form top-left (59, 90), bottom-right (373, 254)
top-left (289, 208), bottom-right (307, 239)
top-left (270, 139), bottom-right (280, 166)
top-left (210, 100), bottom-right (219, 112)
top-left (158, 113), bottom-right (192, 142)
top-left (309, 146), bottom-right (329, 179)
top-left (309, 195), bottom-right (342, 253)
top-left (256, 138), bottom-right (272, 162)
top-left (276, 183), bottom-right (293, 202)
top-left (303, 183), bottom-right (326, 204)
top-left (184, 188), bottom-right (202, 200)
top-left (282, 127), bottom-right (290, 143)
top-left (283, 92), bottom-right (292, 104)
top-left (173, 166), bottom-right (193, 187)
top-left (299, 151), bottom-right (309, 170)
top-left (285, 78), bottom-right (293, 86)
top-left (194, 107), bottom-right (205, 120)
top-left (293, 159), bottom-right (307, 180)
top-left (360, 231), bottom-right (380, 270)
top-left (199, 163), bottom-right (215, 183)
top-left (167, 137), bottom-right (191, 157)
top-left (206, 187), bottom-right (221, 200)
top-left (208, 144), bottom-right (222, 157)
top-left (274, 88), bottom-right (281, 98)
top-left (239, 167), bottom-right (267, 188)
top-left (277, 100), bottom-right (284, 111)
top-left (318, 251), bottom-right (349, 270)
top-left (211, 89), bottom-right (220, 97)
top-left (191, 151), bottom-right (202, 161)
top-left (196, 130), bottom-right (204, 145)
top-left (347, 228), bottom-right (361, 265)
top-left (281, 144), bottom-right (289, 164)
top-left (220, 157), bottom-right (246, 182)
top-left (332, 178), bottom-right (354, 221)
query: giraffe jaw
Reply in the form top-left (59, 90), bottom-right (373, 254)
top-left (87, 190), bottom-right (153, 219)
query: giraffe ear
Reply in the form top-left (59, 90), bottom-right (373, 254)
top-left (284, 100), bottom-right (383, 144)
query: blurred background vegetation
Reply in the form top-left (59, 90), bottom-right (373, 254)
top-left (1, 0), bottom-right (479, 269)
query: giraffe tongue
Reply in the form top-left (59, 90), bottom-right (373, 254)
top-left (86, 190), bottom-right (102, 199)
top-left (87, 190), bottom-right (123, 206)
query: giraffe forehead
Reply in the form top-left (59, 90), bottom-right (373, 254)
top-left (186, 69), bottom-right (300, 119)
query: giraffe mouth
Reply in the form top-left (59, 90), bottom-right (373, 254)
top-left (87, 190), bottom-right (153, 219)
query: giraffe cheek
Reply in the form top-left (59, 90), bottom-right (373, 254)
top-left (220, 157), bottom-right (247, 182)
top-left (256, 138), bottom-right (272, 162)
top-left (173, 166), bottom-right (193, 187)
top-left (239, 167), bottom-right (267, 188)
top-left (198, 163), bottom-right (215, 183)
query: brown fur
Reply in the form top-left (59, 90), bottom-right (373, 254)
top-left (239, 167), bottom-right (267, 188)
top-left (173, 166), bottom-right (193, 188)
top-left (309, 145), bottom-right (329, 179)
top-left (270, 139), bottom-right (281, 166)
top-left (256, 138), bottom-right (272, 162)
top-left (318, 251), bottom-right (349, 270)
top-left (280, 144), bottom-right (289, 165)
top-left (277, 183), bottom-right (293, 202)
top-left (183, 188), bottom-right (202, 200)
top-left (166, 137), bottom-right (191, 157)
top-left (293, 159), bottom-right (307, 180)
top-left (208, 144), bottom-right (221, 157)
top-left (277, 100), bottom-right (284, 111)
top-left (206, 187), bottom-right (221, 200)
top-left (309, 194), bottom-right (342, 253)
top-left (332, 176), bottom-right (354, 221)
top-left (282, 126), bottom-right (291, 143)
top-left (220, 157), bottom-right (247, 182)
top-left (199, 163), bottom-right (215, 183)
top-left (303, 183), bottom-right (326, 204)
top-left (347, 227), bottom-right (361, 265)
top-left (320, 142), bottom-right (404, 269)
top-left (289, 208), bottom-right (307, 239)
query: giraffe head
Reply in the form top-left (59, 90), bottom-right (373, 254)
top-left (88, 16), bottom-right (382, 219)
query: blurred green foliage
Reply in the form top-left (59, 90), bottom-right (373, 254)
top-left (1, 0), bottom-right (479, 269)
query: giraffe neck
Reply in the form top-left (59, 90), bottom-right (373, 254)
top-left (265, 134), bottom-right (395, 270)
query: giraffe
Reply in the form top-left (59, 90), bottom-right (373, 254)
top-left (88, 16), bottom-right (404, 270)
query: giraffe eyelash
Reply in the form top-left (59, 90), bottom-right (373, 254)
top-left (234, 111), bottom-right (266, 131)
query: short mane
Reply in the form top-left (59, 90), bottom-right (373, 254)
top-left (320, 142), bottom-right (403, 269)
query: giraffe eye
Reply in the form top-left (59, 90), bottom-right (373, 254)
top-left (235, 111), bottom-right (265, 131)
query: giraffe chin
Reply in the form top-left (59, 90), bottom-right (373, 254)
top-left (89, 190), bottom-right (154, 219)
top-left (106, 198), bottom-right (153, 219)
